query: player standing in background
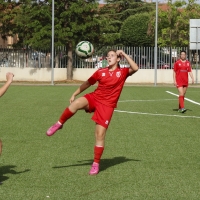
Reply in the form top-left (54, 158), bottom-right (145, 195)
top-left (173, 50), bottom-right (194, 113)
top-left (0, 72), bottom-right (14, 155)
top-left (46, 49), bottom-right (138, 175)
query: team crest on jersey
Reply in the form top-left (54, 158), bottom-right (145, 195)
top-left (179, 63), bottom-right (181, 66)
top-left (102, 73), bottom-right (105, 76)
top-left (116, 71), bottom-right (121, 78)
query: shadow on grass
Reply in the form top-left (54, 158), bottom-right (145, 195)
top-left (53, 156), bottom-right (140, 172)
top-left (0, 165), bottom-right (30, 185)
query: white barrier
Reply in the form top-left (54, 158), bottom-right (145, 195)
top-left (0, 67), bottom-right (199, 84)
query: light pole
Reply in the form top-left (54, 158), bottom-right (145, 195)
top-left (154, 0), bottom-right (158, 86)
top-left (51, 0), bottom-right (55, 85)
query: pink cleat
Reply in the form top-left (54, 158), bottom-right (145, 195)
top-left (46, 122), bottom-right (63, 136)
top-left (89, 162), bottom-right (99, 175)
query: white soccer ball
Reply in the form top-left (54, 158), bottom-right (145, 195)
top-left (75, 41), bottom-right (94, 59)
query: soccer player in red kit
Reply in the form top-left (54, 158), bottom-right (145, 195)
top-left (173, 50), bottom-right (194, 113)
top-left (46, 49), bottom-right (138, 175)
top-left (0, 72), bottom-right (14, 155)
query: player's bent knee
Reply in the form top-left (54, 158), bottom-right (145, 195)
top-left (72, 98), bottom-right (88, 110)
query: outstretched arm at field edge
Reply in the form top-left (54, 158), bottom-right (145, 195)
top-left (116, 50), bottom-right (138, 75)
top-left (70, 80), bottom-right (91, 103)
top-left (0, 72), bottom-right (14, 97)
top-left (189, 72), bottom-right (195, 84)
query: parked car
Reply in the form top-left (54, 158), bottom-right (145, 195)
top-left (95, 61), bottom-right (129, 68)
top-left (0, 59), bottom-right (9, 67)
top-left (157, 61), bottom-right (170, 69)
top-left (138, 60), bottom-right (170, 69)
top-left (85, 57), bottom-right (97, 62)
top-left (31, 51), bottom-right (46, 60)
top-left (95, 60), bottom-right (107, 68)
top-left (0, 56), bottom-right (9, 67)
top-left (60, 54), bottom-right (68, 68)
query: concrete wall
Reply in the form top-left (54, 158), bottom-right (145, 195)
top-left (0, 67), bottom-right (67, 82)
top-left (0, 67), bottom-right (199, 84)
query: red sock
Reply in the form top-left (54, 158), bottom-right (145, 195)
top-left (59, 107), bottom-right (74, 124)
top-left (179, 96), bottom-right (184, 109)
top-left (94, 146), bottom-right (104, 164)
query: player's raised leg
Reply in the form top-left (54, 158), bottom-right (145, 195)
top-left (89, 124), bottom-right (106, 175)
top-left (46, 97), bottom-right (89, 136)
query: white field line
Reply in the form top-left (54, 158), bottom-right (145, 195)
top-left (166, 91), bottom-right (200, 106)
top-left (118, 99), bottom-right (176, 102)
top-left (114, 110), bottom-right (200, 119)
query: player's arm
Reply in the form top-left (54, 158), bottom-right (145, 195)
top-left (116, 50), bottom-right (138, 75)
top-left (0, 72), bottom-right (14, 97)
top-left (173, 63), bottom-right (177, 86)
top-left (69, 80), bottom-right (91, 103)
top-left (173, 70), bottom-right (176, 86)
top-left (189, 71), bottom-right (194, 84)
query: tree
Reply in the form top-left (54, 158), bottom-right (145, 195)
top-left (175, 0), bottom-right (200, 46)
top-left (157, 0), bottom-right (189, 46)
top-left (98, 0), bottom-right (155, 46)
top-left (0, 0), bottom-right (100, 80)
top-left (148, 0), bottom-right (200, 47)
top-left (0, 1), bottom-right (21, 43)
top-left (120, 13), bottom-right (154, 46)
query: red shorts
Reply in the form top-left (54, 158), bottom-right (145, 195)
top-left (84, 93), bottom-right (114, 129)
top-left (176, 83), bottom-right (188, 88)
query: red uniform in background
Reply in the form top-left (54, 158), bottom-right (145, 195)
top-left (173, 50), bottom-right (194, 113)
top-left (173, 59), bottom-right (192, 88)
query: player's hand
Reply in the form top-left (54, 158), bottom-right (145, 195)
top-left (192, 79), bottom-right (195, 84)
top-left (116, 50), bottom-right (125, 57)
top-left (69, 95), bottom-right (75, 104)
top-left (6, 72), bottom-right (14, 83)
top-left (174, 81), bottom-right (177, 86)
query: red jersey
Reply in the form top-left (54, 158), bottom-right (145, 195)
top-left (173, 59), bottom-right (192, 86)
top-left (87, 67), bottom-right (130, 108)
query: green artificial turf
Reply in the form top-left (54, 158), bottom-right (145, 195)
top-left (0, 85), bottom-right (200, 199)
